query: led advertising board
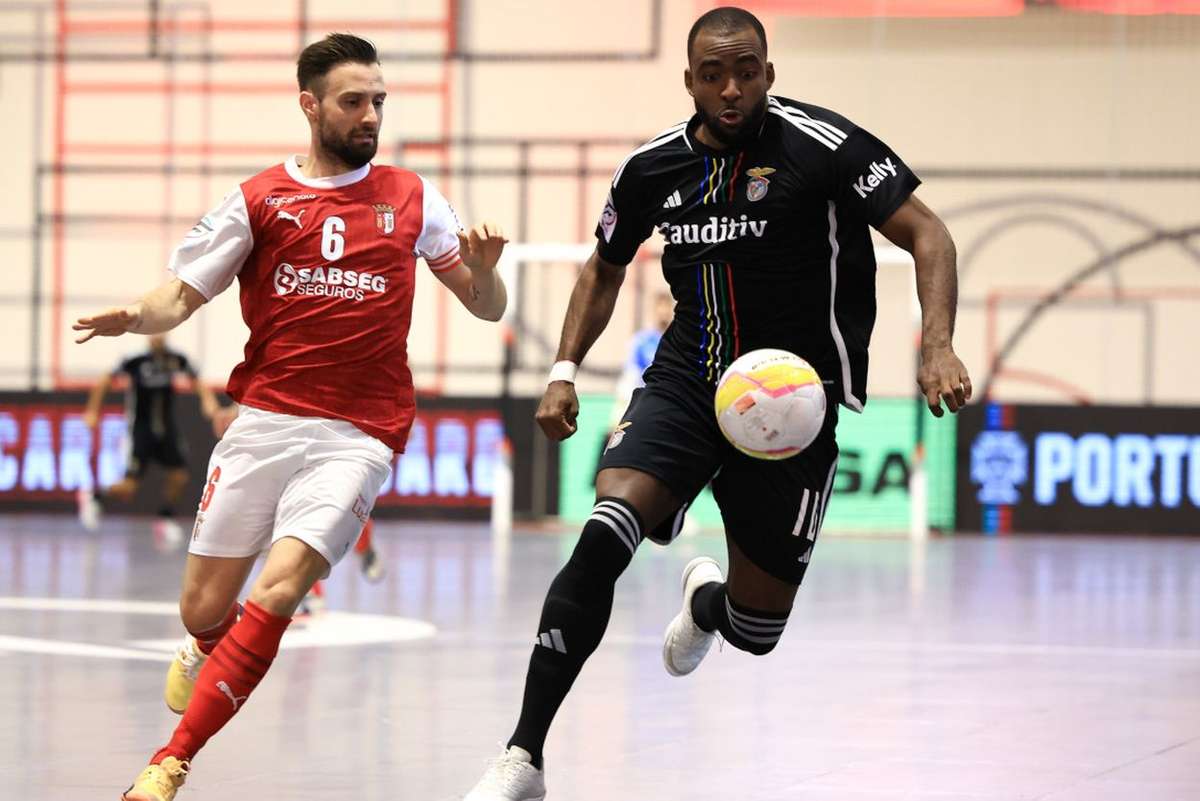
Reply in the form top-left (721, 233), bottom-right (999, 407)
top-left (957, 403), bottom-right (1200, 534)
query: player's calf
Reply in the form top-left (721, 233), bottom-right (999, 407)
top-left (150, 599), bottom-right (292, 766)
top-left (506, 497), bottom-right (643, 767)
top-left (692, 581), bottom-right (790, 655)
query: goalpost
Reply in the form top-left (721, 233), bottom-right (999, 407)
top-left (491, 243), bottom-right (927, 542)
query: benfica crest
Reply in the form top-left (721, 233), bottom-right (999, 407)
top-left (606, 421), bottom-right (631, 452)
top-left (746, 166), bottom-right (776, 202)
top-left (373, 203), bottom-right (395, 235)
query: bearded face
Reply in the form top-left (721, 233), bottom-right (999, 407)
top-left (317, 108), bottom-right (379, 169)
top-left (306, 61), bottom-right (386, 171)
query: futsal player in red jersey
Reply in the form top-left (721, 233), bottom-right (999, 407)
top-left (74, 33), bottom-right (508, 801)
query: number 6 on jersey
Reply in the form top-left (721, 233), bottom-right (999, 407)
top-left (321, 216), bottom-right (346, 261)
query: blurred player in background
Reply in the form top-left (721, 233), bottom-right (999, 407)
top-left (73, 33), bottom-right (507, 801)
top-left (466, 8), bottom-right (970, 799)
top-left (77, 334), bottom-right (219, 550)
top-left (594, 289), bottom-right (672, 471)
top-left (609, 289), bottom-right (673, 428)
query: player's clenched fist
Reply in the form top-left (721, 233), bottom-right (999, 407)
top-left (536, 381), bottom-right (580, 441)
top-left (457, 221), bottom-right (508, 272)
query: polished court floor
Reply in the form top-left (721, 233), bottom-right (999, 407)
top-left (0, 515), bottom-right (1197, 801)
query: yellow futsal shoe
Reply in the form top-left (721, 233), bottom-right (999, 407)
top-left (121, 756), bottom-right (189, 801)
top-left (164, 637), bottom-right (206, 714)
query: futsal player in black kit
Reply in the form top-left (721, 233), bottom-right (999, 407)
top-left (78, 334), bottom-right (220, 548)
top-left (465, 8), bottom-right (972, 799)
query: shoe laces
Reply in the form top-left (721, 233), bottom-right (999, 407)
top-left (483, 751), bottom-right (536, 788)
top-left (150, 758), bottom-right (190, 792)
top-left (176, 639), bottom-right (205, 681)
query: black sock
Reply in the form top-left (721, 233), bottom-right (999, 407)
top-left (157, 505), bottom-right (174, 519)
top-left (691, 582), bottom-right (790, 656)
top-left (508, 497), bottom-right (642, 768)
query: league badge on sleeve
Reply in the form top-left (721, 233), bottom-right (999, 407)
top-left (374, 203), bottom-right (396, 235)
top-left (746, 167), bottom-right (776, 202)
top-left (599, 191), bottom-right (619, 242)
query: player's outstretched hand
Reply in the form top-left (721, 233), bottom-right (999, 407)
top-left (918, 345), bottom-right (972, 417)
top-left (457, 222), bottom-right (508, 273)
top-left (536, 380), bottom-right (580, 441)
top-left (73, 305), bottom-right (142, 344)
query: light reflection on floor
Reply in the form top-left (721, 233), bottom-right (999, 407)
top-left (0, 515), bottom-right (1197, 801)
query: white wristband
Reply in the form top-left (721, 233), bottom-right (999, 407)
top-left (548, 360), bottom-right (578, 384)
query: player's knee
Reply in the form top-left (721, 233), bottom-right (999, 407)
top-left (179, 587), bottom-right (232, 633)
top-left (248, 577), bottom-right (310, 617)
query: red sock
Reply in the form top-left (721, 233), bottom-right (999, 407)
top-left (153, 600), bottom-right (291, 764)
top-left (188, 603), bottom-right (240, 655)
top-left (354, 518), bottom-right (374, 555)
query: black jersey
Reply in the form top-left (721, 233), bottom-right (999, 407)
top-left (595, 95), bottom-right (920, 410)
top-left (115, 349), bottom-right (197, 437)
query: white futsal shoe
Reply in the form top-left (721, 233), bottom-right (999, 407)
top-left (464, 745), bottom-right (546, 801)
top-left (77, 488), bottom-right (101, 531)
top-left (153, 518), bottom-right (185, 552)
top-left (662, 556), bottom-right (723, 677)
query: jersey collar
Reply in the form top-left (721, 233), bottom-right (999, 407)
top-left (285, 155), bottom-right (371, 188)
top-left (685, 107), bottom-right (769, 157)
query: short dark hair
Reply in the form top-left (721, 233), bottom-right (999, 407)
top-left (687, 7), bottom-right (767, 60)
top-left (296, 33), bottom-right (379, 95)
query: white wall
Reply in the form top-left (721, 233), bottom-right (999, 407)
top-left (1, 2), bottom-right (1197, 404)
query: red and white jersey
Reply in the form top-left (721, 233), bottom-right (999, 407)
top-left (169, 156), bottom-right (462, 451)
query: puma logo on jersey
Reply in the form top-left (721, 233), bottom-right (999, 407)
top-left (851, 158), bottom-right (898, 199)
top-left (216, 680), bottom-right (248, 711)
top-left (276, 208), bottom-right (307, 229)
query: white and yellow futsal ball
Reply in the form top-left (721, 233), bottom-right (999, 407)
top-left (714, 349), bottom-right (826, 460)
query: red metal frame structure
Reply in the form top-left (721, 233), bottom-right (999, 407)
top-left (28, 0), bottom-right (666, 391)
top-left (49, 0), bottom-right (460, 390)
top-left (21, 0), bottom-right (1199, 407)
top-left (983, 286), bottom-right (1200, 403)
top-left (733, 0), bottom-right (1200, 14)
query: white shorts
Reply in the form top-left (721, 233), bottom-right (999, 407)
top-left (188, 404), bottom-right (393, 574)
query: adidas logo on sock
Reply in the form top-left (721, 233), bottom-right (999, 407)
top-left (536, 628), bottom-right (567, 654)
top-left (662, 190), bottom-right (682, 209)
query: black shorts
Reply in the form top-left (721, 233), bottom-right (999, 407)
top-left (597, 369), bottom-right (839, 585)
top-left (126, 427), bottom-right (188, 478)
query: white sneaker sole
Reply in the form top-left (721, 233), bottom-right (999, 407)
top-left (464, 785), bottom-right (545, 800)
